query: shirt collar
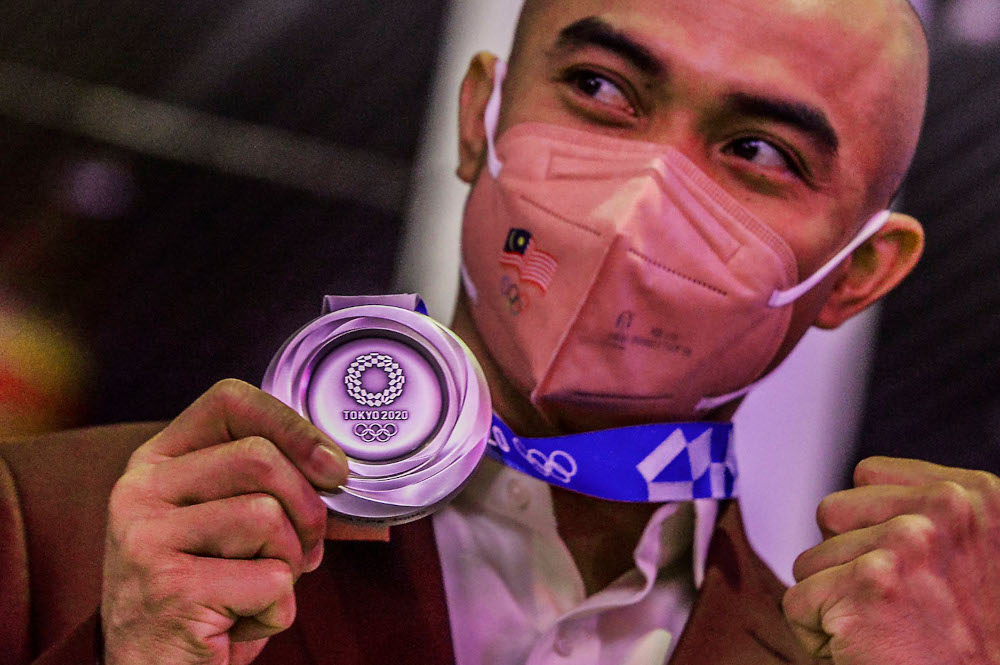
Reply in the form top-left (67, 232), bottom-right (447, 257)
top-left (456, 458), bottom-right (720, 590)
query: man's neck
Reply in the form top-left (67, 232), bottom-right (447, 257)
top-left (449, 291), bottom-right (736, 595)
top-left (549, 485), bottom-right (664, 595)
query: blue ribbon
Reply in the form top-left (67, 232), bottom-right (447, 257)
top-left (486, 415), bottom-right (737, 502)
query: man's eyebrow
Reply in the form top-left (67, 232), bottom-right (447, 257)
top-left (725, 92), bottom-right (840, 154)
top-left (555, 17), bottom-right (663, 77)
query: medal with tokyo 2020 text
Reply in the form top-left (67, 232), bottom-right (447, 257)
top-left (262, 295), bottom-right (491, 524)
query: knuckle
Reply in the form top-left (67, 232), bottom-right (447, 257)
top-left (927, 481), bottom-right (985, 545)
top-left (781, 583), bottom-right (819, 625)
top-left (781, 584), bottom-right (806, 620)
top-left (275, 593), bottom-right (298, 631)
top-left (301, 496), bottom-right (328, 538)
top-left (967, 470), bottom-right (1000, 496)
top-left (816, 493), bottom-right (846, 533)
top-left (125, 442), bottom-right (153, 469)
top-left (211, 377), bottom-right (251, 398)
top-left (117, 521), bottom-right (157, 564)
top-left (927, 480), bottom-right (975, 520)
top-left (791, 549), bottom-right (816, 583)
top-left (246, 494), bottom-right (286, 529)
top-left (265, 577), bottom-right (299, 632)
top-left (978, 473), bottom-right (1000, 519)
top-left (108, 465), bottom-right (151, 510)
top-left (250, 491), bottom-right (284, 516)
top-left (207, 378), bottom-right (255, 411)
top-left (107, 479), bottom-right (135, 523)
top-left (236, 436), bottom-right (282, 479)
top-left (853, 457), bottom-right (882, 485)
top-left (885, 514), bottom-right (936, 553)
top-left (263, 560), bottom-right (296, 592)
top-left (853, 550), bottom-right (899, 598)
top-left (257, 591), bottom-right (298, 636)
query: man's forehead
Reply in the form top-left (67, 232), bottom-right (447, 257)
top-left (518, 0), bottom-right (919, 58)
top-left (514, 0), bottom-right (915, 129)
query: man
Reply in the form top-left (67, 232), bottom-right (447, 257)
top-left (1, 1), bottom-right (998, 664)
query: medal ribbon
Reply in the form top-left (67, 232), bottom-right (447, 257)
top-left (487, 415), bottom-right (737, 502)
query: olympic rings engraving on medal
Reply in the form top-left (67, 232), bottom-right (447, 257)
top-left (353, 422), bottom-right (399, 443)
top-left (489, 425), bottom-right (578, 484)
top-left (345, 352), bottom-right (406, 407)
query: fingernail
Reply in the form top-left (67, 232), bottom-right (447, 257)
top-left (311, 442), bottom-right (348, 489)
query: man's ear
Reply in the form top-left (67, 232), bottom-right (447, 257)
top-left (457, 52), bottom-right (499, 184)
top-left (814, 212), bottom-right (924, 329)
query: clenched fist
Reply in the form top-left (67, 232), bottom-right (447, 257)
top-left (101, 379), bottom-right (348, 665)
top-left (783, 456), bottom-right (1000, 664)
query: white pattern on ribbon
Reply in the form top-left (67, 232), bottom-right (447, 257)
top-left (636, 429), bottom-right (731, 501)
top-left (489, 425), bottom-right (578, 484)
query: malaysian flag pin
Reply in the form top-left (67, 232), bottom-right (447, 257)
top-left (499, 228), bottom-right (558, 294)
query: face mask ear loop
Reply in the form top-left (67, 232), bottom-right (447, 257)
top-left (697, 210), bottom-right (892, 412)
top-left (695, 384), bottom-right (756, 413)
top-left (768, 210), bottom-right (892, 308)
top-left (484, 59), bottom-right (507, 179)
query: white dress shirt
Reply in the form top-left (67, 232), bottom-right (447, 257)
top-left (432, 459), bottom-right (719, 665)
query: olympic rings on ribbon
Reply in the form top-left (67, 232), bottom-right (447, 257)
top-left (524, 448), bottom-right (578, 484)
top-left (488, 424), bottom-right (578, 484)
top-left (353, 422), bottom-right (399, 443)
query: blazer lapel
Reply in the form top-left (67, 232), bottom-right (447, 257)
top-left (261, 517), bottom-right (454, 665)
top-left (668, 501), bottom-right (823, 665)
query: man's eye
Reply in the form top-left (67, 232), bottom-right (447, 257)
top-left (566, 70), bottom-right (635, 116)
top-left (723, 137), bottom-right (801, 175)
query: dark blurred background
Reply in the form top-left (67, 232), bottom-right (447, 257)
top-left (0, 1), bottom-right (449, 429)
top-left (0, 0), bottom-right (997, 486)
top-left (854, 0), bottom-right (1000, 477)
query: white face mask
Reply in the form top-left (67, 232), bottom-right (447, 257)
top-left (461, 60), bottom-right (889, 423)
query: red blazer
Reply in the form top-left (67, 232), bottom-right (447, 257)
top-left (0, 424), bottom-right (821, 665)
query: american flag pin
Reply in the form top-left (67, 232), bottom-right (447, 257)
top-left (499, 228), bottom-right (558, 294)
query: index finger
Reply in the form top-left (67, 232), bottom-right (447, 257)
top-left (854, 456), bottom-right (993, 490)
top-left (134, 378), bottom-right (347, 490)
